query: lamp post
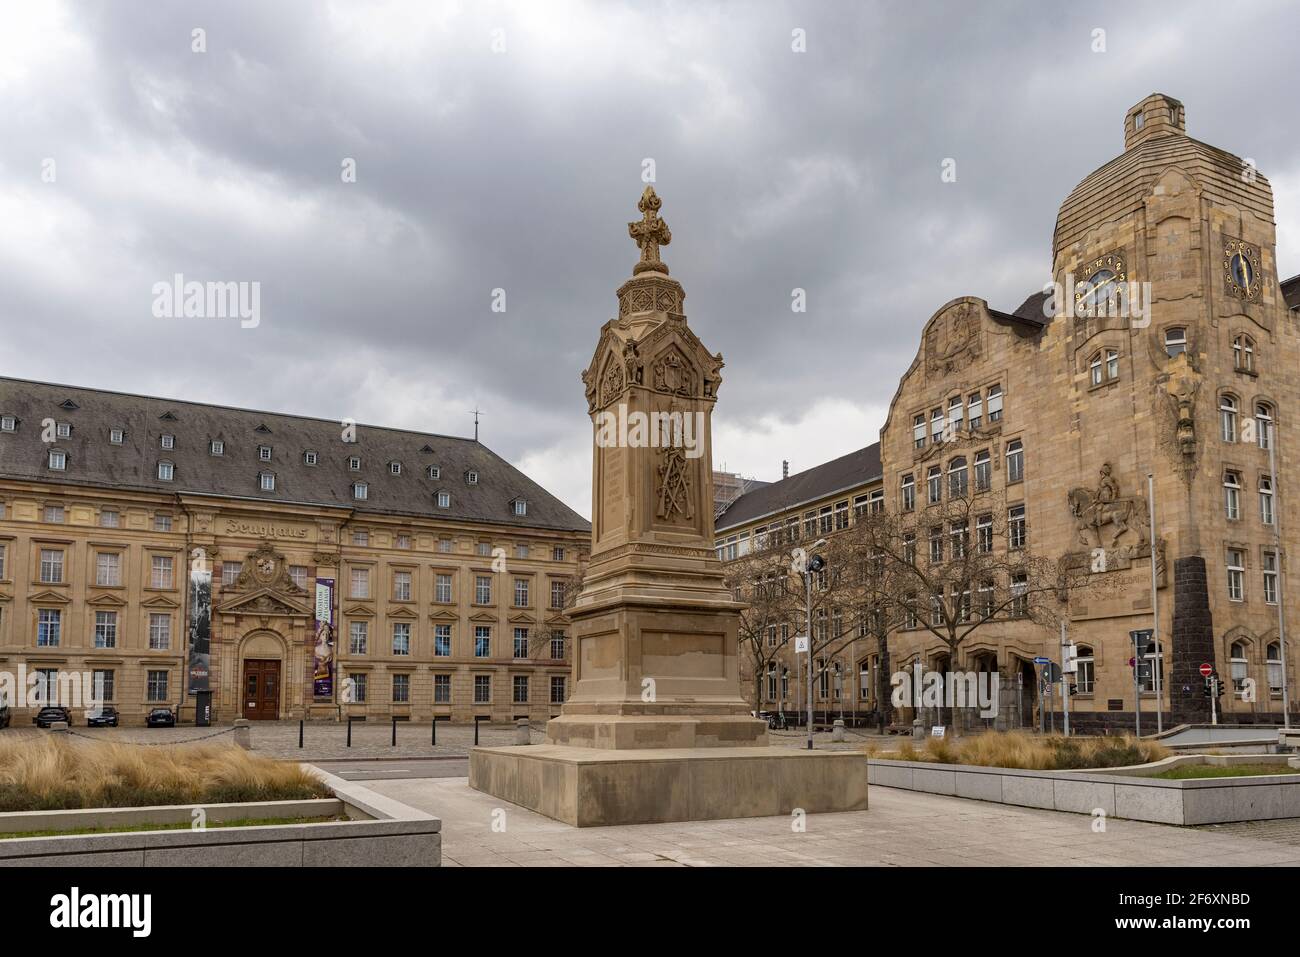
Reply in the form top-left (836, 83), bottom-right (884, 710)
top-left (804, 540), bottom-right (827, 750)
top-left (1268, 420), bottom-right (1292, 728)
top-left (1147, 472), bottom-right (1163, 734)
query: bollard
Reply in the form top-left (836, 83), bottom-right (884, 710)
top-left (832, 718), bottom-right (845, 743)
top-left (474, 715), bottom-right (482, 746)
top-left (514, 717), bottom-right (530, 746)
top-left (233, 718), bottom-right (251, 750)
top-left (391, 716), bottom-right (397, 747)
top-left (347, 716), bottom-right (352, 748)
top-left (298, 719), bottom-right (304, 749)
top-left (912, 718), bottom-right (925, 741)
top-left (431, 717), bottom-right (437, 746)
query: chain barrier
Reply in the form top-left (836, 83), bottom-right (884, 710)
top-left (64, 727), bottom-right (236, 747)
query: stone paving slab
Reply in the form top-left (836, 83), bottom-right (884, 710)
top-left (365, 777), bottom-right (1300, 867)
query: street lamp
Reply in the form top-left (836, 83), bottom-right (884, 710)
top-left (804, 539), bottom-right (827, 751)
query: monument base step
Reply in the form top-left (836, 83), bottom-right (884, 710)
top-left (468, 744), bottom-right (869, 827)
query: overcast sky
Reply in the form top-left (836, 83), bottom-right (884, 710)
top-left (3, 0), bottom-right (1298, 518)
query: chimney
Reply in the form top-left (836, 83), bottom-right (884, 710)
top-left (782, 460), bottom-right (789, 479)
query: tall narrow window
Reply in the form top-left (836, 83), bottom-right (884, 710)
top-left (1226, 549), bottom-right (1245, 601)
top-left (1223, 470), bottom-right (1241, 520)
top-left (986, 385), bottom-right (1003, 423)
top-left (947, 396), bottom-right (963, 436)
top-left (1005, 439), bottom-right (1024, 483)
top-left (1075, 646), bottom-right (1095, 694)
top-left (1089, 352), bottom-right (1103, 386)
top-left (930, 408), bottom-right (943, 444)
top-left (1233, 334), bottom-right (1254, 372)
top-left (1256, 403), bottom-right (1273, 450)
top-left (1260, 474), bottom-right (1274, 526)
top-left (1220, 394), bottom-right (1238, 443)
top-left (913, 414), bottom-right (925, 449)
top-left (947, 457), bottom-right (968, 498)
top-left (967, 392), bottom-right (983, 430)
top-left (1263, 550), bottom-right (1279, 605)
top-left (1230, 641), bottom-right (1249, 693)
top-left (1267, 641), bottom-right (1283, 697)
top-left (976, 514), bottom-right (993, 554)
top-left (1008, 504), bottom-right (1026, 549)
top-left (1164, 328), bottom-right (1186, 357)
top-left (927, 466), bottom-right (942, 504)
top-left (1106, 349), bottom-right (1119, 380)
top-left (901, 473), bottom-right (915, 511)
top-left (973, 449), bottom-right (991, 492)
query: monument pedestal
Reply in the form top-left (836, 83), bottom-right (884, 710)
top-left (469, 745), bottom-right (868, 827)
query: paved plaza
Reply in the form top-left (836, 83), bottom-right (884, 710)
top-left (368, 776), bottom-right (1300, 867)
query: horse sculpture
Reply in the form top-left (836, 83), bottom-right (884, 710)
top-left (1067, 485), bottom-right (1149, 550)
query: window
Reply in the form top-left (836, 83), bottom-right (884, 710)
top-left (977, 579), bottom-right (994, 619)
top-left (396, 534), bottom-right (411, 549)
top-left (427, 466), bottom-right (440, 480)
top-left (948, 457), bottom-right (968, 498)
top-left (818, 506), bottom-right (833, 535)
top-left (352, 529), bottom-right (369, 546)
top-left (351, 673), bottom-right (368, 703)
top-left (289, 565), bottom-right (307, 589)
top-left (149, 613), bottom-right (171, 650)
top-left (1230, 641), bottom-right (1249, 694)
top-left (150, 555), bottom-right (174, 589)
top-left (392, 674), bottom-right (409, 703)
top-left (901, 473), bottom-right (915, 511)
top-left (552, 546), bottom-right (565, 562)
top-left (109, 428), bottom-right (123, 444)
top-left (551, 580), bottom-right (567, 609)
top-left (475, 575), bottom-right (492, 604)
top-left (92, 669), bottom-right (115, 702)
top-left (550, 633), bottom-right (565, 660)
top-left (1090, 352), bottom-right (1103, 386)
top-left (1075, 646), bottom-right (1095, 694)
top-left (44, 504), bottom-right (64, 523)
top-left (221, 562), bottom-right (242, 586)
top-left (1260, 475), bottom-right (1275, 526)
top-left (439, 538), bottom-right (453, 553)
top-left (304, 450), bottom-right (318, 465)
top-left (466, 470), bottom-right (478, 485)
top-left (146, 670), bottom-right (169, 702)
top-left (48, 450), bottom-right (67, 470)
top-left (437, 491), bottom-right (451, 508)
top-left (348, 456), bottom-right (361, 470)
top-left (913, 414), bottom-right (925, 449)
top-left (1107, 349), bottom-right (1119, 380)
top-left (0, 415), bottom-right (14, 431)
top-left (513, 499), bottom-right (528, 517)
top-left (976, 514), bottom-right (993, 554)
top-left (95, 552), bottom-right (121, 587)
top-left (973, 450), bottom-right (991, 492)
top-left (947, 395), bottom-right (963, 436)
top-left (514, 627), bottom-right (529, 658)
top-left (434, 674), bottom-right (451, 703)
top-left (1224, 471), bottom-right (1241, 520)
top-left (928, 526), bottom-right (943, 564)
top-left (1164, 327), bottom-right (1186, 357)
top-left (927, 466), bottom-right (941, 504)
top-left (350, 567), bottom-right (370, 598)
top-left (513, 675), bottom-right (529, 704)
top-left (392, 622), bottom-right (411, 656)
top-left (474, 626), bottom-right (491, 657)
top-left (1220, 394), bottom-right (1238, 442)
top-left (1005, 440), bottom-right (1024, 483)
top-left (551, 676), bottom-right (566, 703)
top-left (161, 434), bottom-right (175, 450)
top-left (259, 471), bottom-right (275, 491)
top-left (1233, 334), bottom-right (1255, 372)
top-left (930, 408), bottom-right (943, 444)
top-left (1256, 403), bottom-right (1273, 450)
top-left (967, 392), bottom-right (983, 430)
top-left (99, 508), bottom-right (119, 528)
top-left (393, 571), bottom-right (412, 601)
top-left (210, 440), bottom-right (224, 455)
top-left (949, 521), bottom-right (967, 559)
top-left (390, 461), bottom-right (401, 475)
top-left (986, 385), bottom-right (1003, 423)
top-left (56, 422), bottom-right (71, 438)
top-left (767, 663), bottom-right (778, 702)
top-left (154, 514), bottom-right (172, 532)
top-left (434, 625), bottom-right (451, 656)
top-left (0, 543), bottom-right (5, 578)
top-left (1010, 573), bottom-right (1028, 617)
top-left (352, 482), bottom-right (368, 501)
top-left (93, 611), bottom-right (117, 648)
top-left (473, 674), bottom-right (492, 703)
top-left (868, 489), bottom-right (884, 514)
top-left (1264, 551), bottom-right (1279, 605)
top-left (1008, 504), bottom-right (1026, 549)
top-left (1227, 549), bottom-right (1245, 601)
top-left (258, 445), bottom-right (272, 461)
top-left (1267, 641), bottom-right (1283, 698)
top-left (349, 621), bottom-right (368, 655)
top-left (513, 578), bottom-right (530, 606)
top-left (37, 609), bottom-right (61, 646)
top-left (40, 549), bottom-right (64, 583)
top-left (435, 573), bottom-right (453, 603)
top-left (158, 461), bottom-right (174, 481)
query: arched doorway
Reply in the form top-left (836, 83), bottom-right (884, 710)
top-left (238, 631), bottom-right (287, 720)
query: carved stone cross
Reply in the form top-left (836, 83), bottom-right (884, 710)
top-left (628, 185), bottom-right (672, 275)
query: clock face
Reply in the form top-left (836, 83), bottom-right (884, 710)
top-left (1223, 239), bottom-right (1262, 302)
top-left (1073, 252), bottom-right (1126, 318)
top-left (1230, 253), bottom-right (1254, 290)
top-left (1076, 269), bottom-right (1117, 315)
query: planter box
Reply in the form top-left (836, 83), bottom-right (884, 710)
top-left (867, 757), bottom-right (1300, 825)
top-left (0, 768), bottom-right (440, 866)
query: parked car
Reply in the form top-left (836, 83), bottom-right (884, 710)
top-left (33, 706), bottom-right (71, 728)
top-left (145, 708), bottom-right (176, 728)
top-left (86, 706), bottom-right (120, 728)
top-left (0, 703), bottom-right (10, 729)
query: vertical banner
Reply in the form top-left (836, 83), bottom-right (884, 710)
top-left (313, 578), bottom-right (335, 698)
top-left (187, 548), bottom-right (212, 694)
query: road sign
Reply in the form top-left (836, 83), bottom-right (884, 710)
top-left (794, 635), bottom-right (809, 654)
top-left (1129, 629), bottom-right (1153, 642)
top-left (1033, 656), bottom-right (1051, 665)
top-left (1043, 662), bottom-right (1062, 683)
top-left (1199, 662), bottom-right (1213, 677)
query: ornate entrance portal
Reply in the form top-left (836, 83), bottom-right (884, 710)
top-left (242, 659), bottom-right (281, 719)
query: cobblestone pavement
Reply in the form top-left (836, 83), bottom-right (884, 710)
top-left (369, 777), bottom-right (1300, 867)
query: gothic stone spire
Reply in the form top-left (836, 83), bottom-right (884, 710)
top-left (628, 185), bottom-right (671, 275)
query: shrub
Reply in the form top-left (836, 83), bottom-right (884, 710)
top-left (871, 731), bottom-right (1169, 771)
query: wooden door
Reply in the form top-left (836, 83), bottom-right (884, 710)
top-left (242, 659), bottom-right (280, 720)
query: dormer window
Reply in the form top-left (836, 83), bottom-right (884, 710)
top-left (210, 440), bottom-right (224, 456)
top-left (390, 462), bottom-right (402, 475)
top-left (0, 415), bottom-right (14, 432)
top-left (466, 470), bottom-right (479, 485)
top-left (352, 482), bottom-right (368, 501)
top-left (161, 434), bottom-right (175, 450)
top-left (437, 491), bottom-right (451, 508)
top-left (56, 422), bottom-right (71, 438)
top-left (258, 445), bottom-right (272, 461)
top-left (259, 471), bottom-right (276, 491)
top-left (304, 451), bottom-right (318, 466)
top-left (48, 450), bottom-right (67, 471)
top-left (158, 461), bottom-right (175, 481)
top-left (348, 456), bottom-right (361, 471)
top-left (109, 428), bottom-right (123, 444)
top-left (1164, 328), bottom-right (1186, 358)
top-left (512, 498), bottom-right (528, 517)
top-left (427, 465), bottom-right (440, 479)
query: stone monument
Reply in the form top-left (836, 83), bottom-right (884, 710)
top-left (469, 187), bottom-right (869, 826)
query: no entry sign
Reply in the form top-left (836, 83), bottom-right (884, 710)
top-left (1199, 662), bottom-right (1213, 677)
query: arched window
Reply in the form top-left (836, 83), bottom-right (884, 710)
top-left (948, 457), bottom-right (968, 497)
top-left (1233, 334), bottom-right (1255, 372)
top-left (1223, 470), bottom-right (1241, 520)
top-left (1075, 645), bottom-right (1095, 694)
top-left (1220, 394), bottom-right (1238, 442)
top-left (1256, 402), bottom-right (1273, 450)
top-left (1230, 641), bottom-right (1249, 695)
top-left (1005, 439), bottom-right (1024, 483)
top-left (1267, 641), bottom-right (1283, 698)
top-left (1164, 328), bottom-right (1187, 357)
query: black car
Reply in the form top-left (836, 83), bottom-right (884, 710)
top-left (86, 706), bottom-right (120, 727)
top-left (145, 708), bottom-right (176, 728)
top-left (33, 706), bottom-right (71, 728)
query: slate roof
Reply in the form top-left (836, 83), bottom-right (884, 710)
top-left (715, 443), bottom-right (881, 533)
top-left (0, 377), bottom-right (590, 533)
